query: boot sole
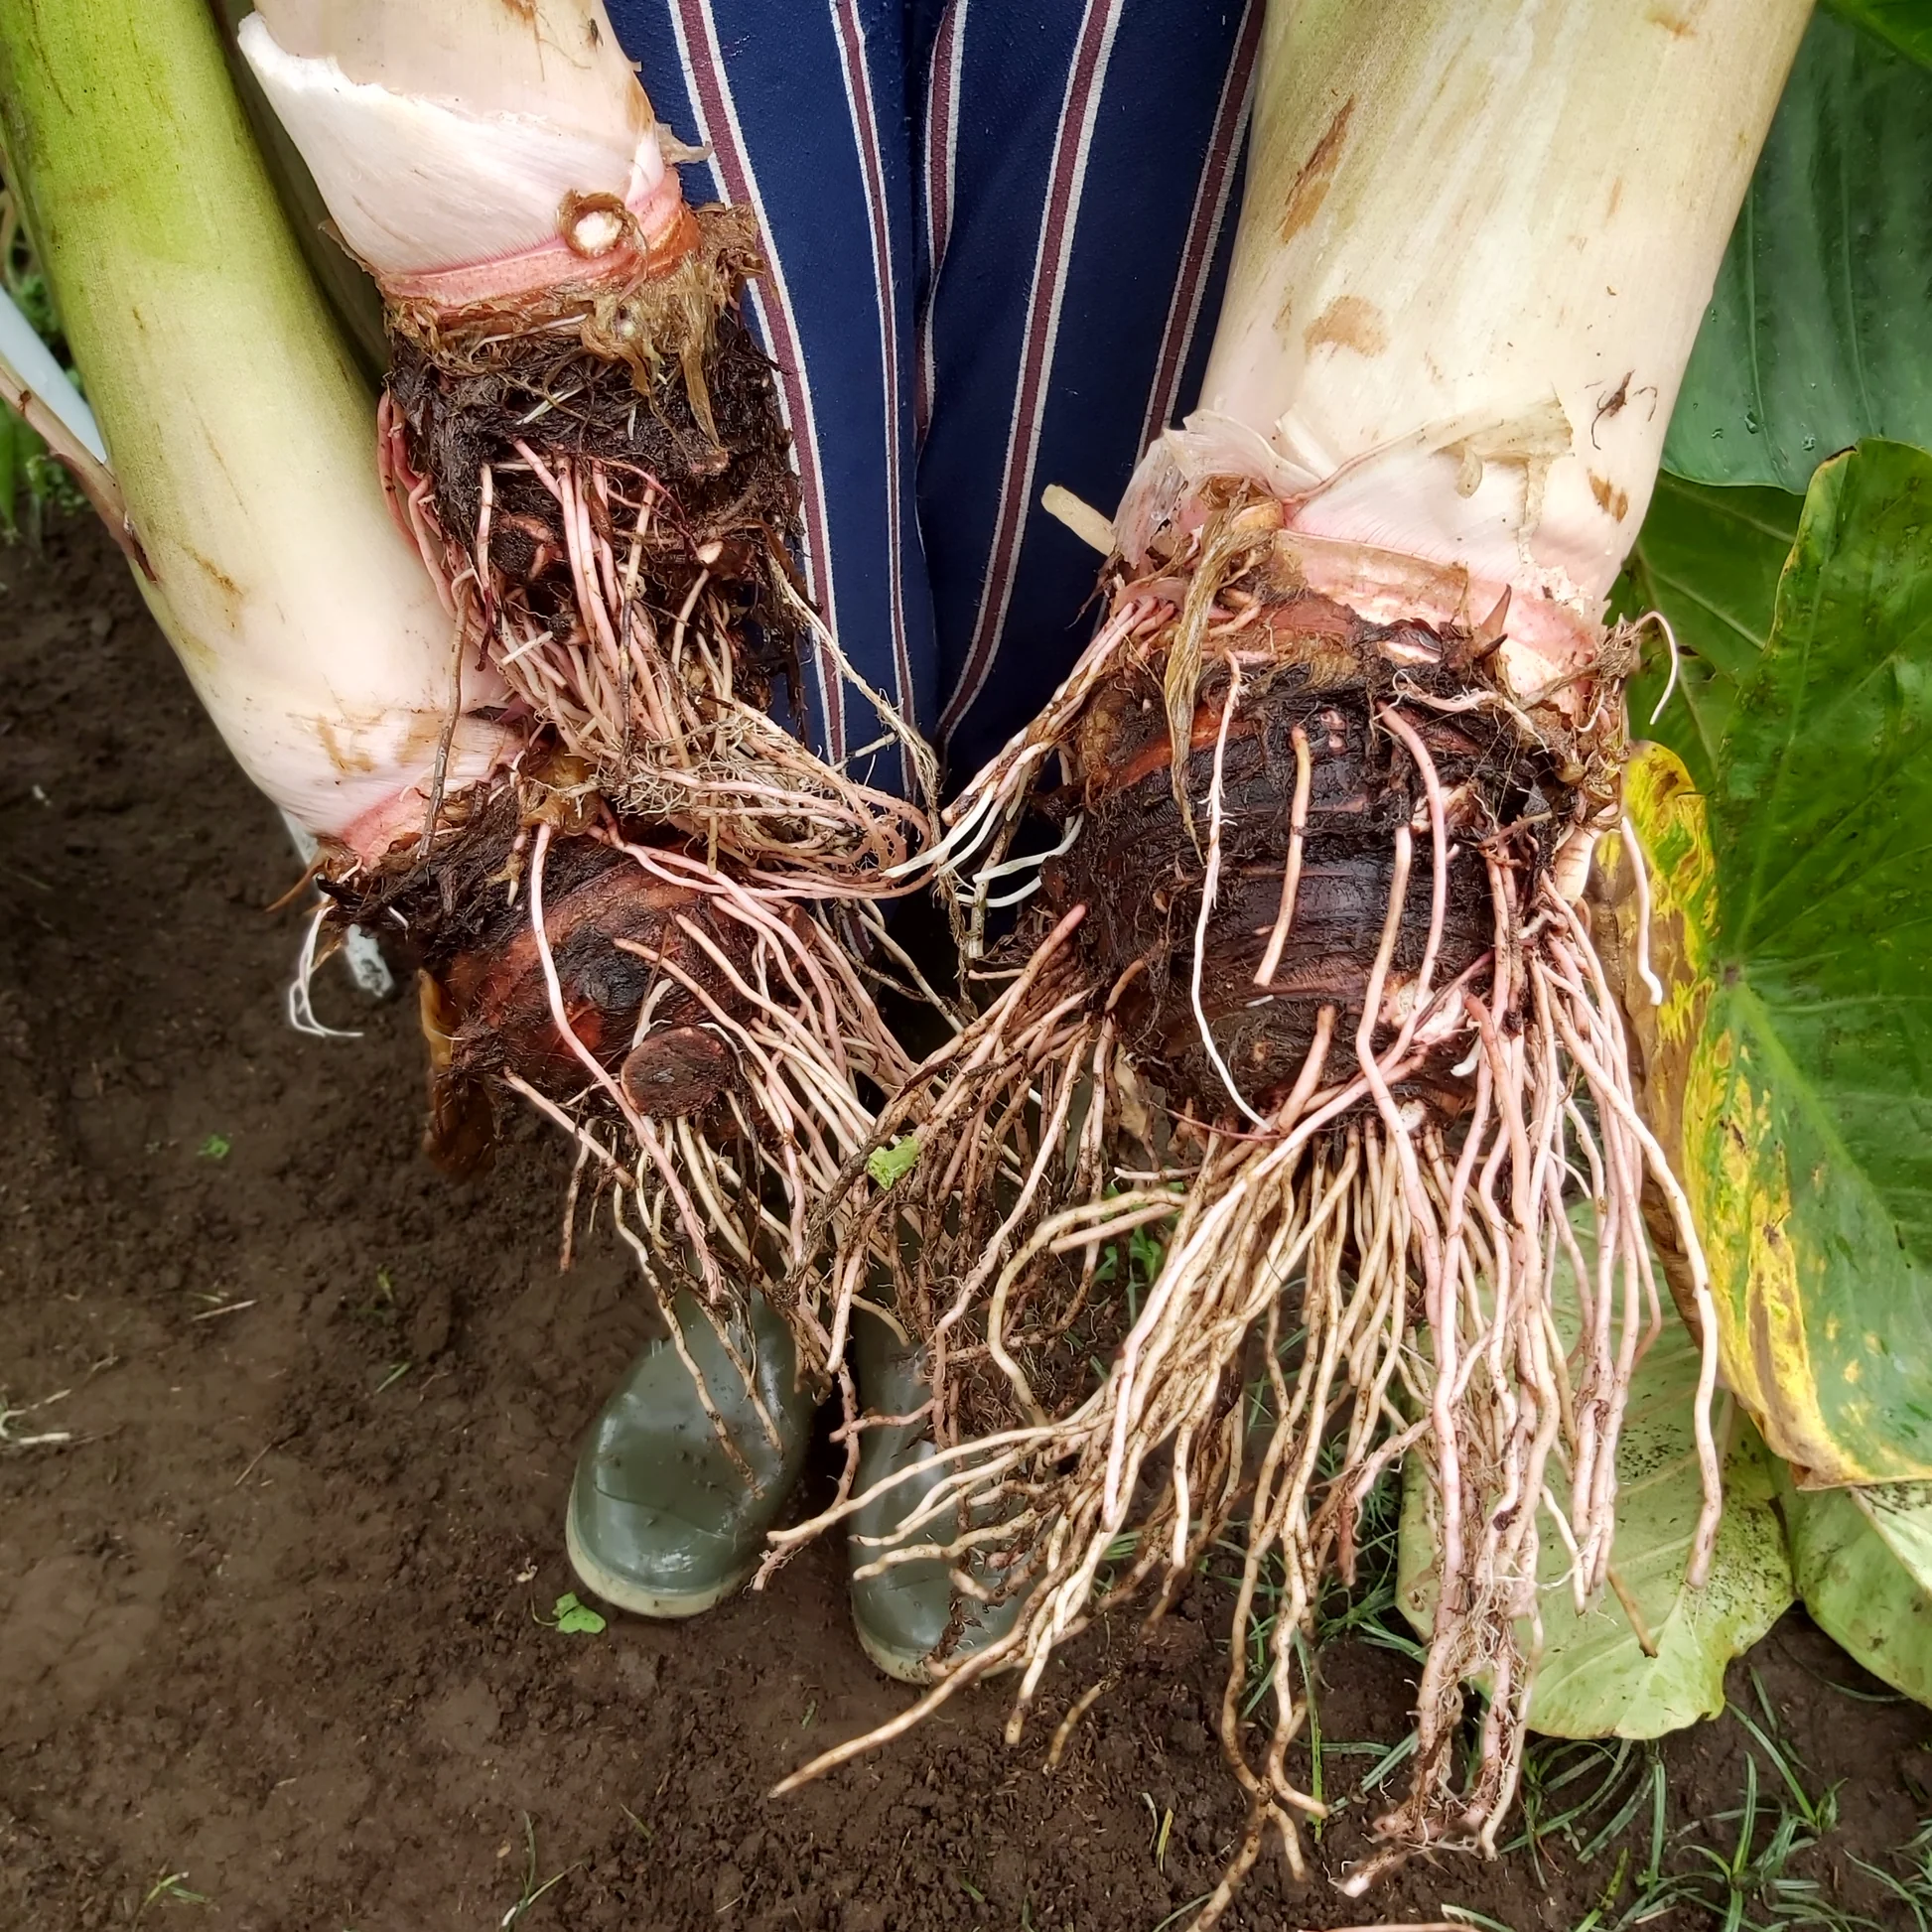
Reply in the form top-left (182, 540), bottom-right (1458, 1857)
top-left (850, 1604), bottom-right (1028, 1686)
top-left (852, 1610), bottom-right (938, 1685)
top-left (565, 1490), bottom-right (755, 1620)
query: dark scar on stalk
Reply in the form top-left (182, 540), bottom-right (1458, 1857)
top-left (1589, 369), bottom-right (1660, 449)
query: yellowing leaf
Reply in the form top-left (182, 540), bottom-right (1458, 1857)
top-left (1606, 442), bottom-right (1932, 1485)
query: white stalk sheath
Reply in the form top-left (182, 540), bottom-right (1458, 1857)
top-left (0, 0), bottom-right (513, 858)
top-left (240, 2), bottom-right (680, 292)
top-left (253, 0), bottom-right (651, 133)
top-left (1128, 0), bottom-right (1811, 696)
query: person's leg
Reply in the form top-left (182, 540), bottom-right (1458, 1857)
top-left (571, 1), bottom-right (947, 1621)
top-left (602, 0), bottom-right (1260, 776)
top-left (832, 2), bottom-right (1267, 1682)
top-left (571, 0), bottom-right (1261, 1648)
top-left (911, 0), bottom-right (1263, 782)
top-left (605, 1), bottom-right (938, 790)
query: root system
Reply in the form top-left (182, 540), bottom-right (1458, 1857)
top-left (769, 484), bottom-right (1718, 1923)
top-left (319, 760), bottom-right (929, 1388)
top-left (380, 206), bottom-right (934, 889)
top-left (318, 206), bottom-right (946, 1376)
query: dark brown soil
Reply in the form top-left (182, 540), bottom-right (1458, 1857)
top-left (2, 517), bottom-right (1928, 1932)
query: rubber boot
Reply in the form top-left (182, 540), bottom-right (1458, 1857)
top-left (566, 1290), bottom-right (813, 1617)
top-left (847, 1310), bottom-right (1025, 1683)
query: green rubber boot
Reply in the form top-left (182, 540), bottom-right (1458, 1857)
top-left (566, 1291), bottom-right (813, 1618)
top-left (848, 1310), bottom-right (1025, 1683)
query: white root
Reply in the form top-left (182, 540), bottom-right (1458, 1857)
top-left (376, 418), bottom-right (936, 897)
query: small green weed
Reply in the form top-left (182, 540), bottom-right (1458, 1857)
top-left (0, 187), bottom-right (87, 540)
top-left (1442, 1906), bottom-right (1515, 1932)
top-left (354, 1268), bottom-right (399, 1329)
top-left (136, 1870), bottom-right (208, 1917)
top-left (1196, 1445), bottom-right (1909, 1932)
top-left (1504, 1738), bottom-right (1653, 1880)
top-left (1529, 1712), bottom-right (1877, 1932)
top-left (196, 1134), bottom-right (231, 1162)
top-left (499, 1814), bottom-right (574, 1928)
top-left (1093, 1215), bottom-right (1168, 1323)
top-left (1853, 1819), bottom-right (1932, 1932)
top-left (866, 1136), bottom-right (920, 1188)
top-left (533, 1590), bottom-right (607, 1636)
top-left (0, 407), bottom-right (84, 537)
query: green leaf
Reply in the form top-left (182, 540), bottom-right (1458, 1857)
top-left (1610, 442), bottom-right (1932, 1483)
top-left (1128, 1224), bottom-right (1166, 1283)
top-left (1619, 474), bottom-right (1804, 793)
top-left (549, 1591), bottom-right (607, 1636)
top-left (1520, 1422), bottom-right (1788, 1742)
top-left (1397, 1209), bottom-right (1793, 1738)
top-left (1826, 0), bottom-right (1932, 69)
top-left (866, 1136), bottom-right (920, 1189)
top-left (1778, 1471), bottom-right (1932, 1704)
top-left (197, 1134), bottom-right (231, 1162)
top-left (1662, 12), bottom-right (1932, 491)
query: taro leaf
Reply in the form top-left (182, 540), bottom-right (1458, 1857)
top-left (1826, 0), bottom-right (1932, 69)
top-left (1618, 474), bottom-right (1803, 795)
top-left (1603, 441), bottom-right (1932, 1484)
top-left (1661, 10), bottom-right (1932, 492)
top-left (1776, 1470), bottom-right (1932, 1705)
top-left (1396, 1209), bottom-right (1793, 1738)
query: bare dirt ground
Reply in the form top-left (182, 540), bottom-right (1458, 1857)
top-left (3, 517), bottom-right (1929, 1932)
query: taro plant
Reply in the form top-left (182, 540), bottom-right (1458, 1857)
top-left (1, 2), bottom-right (1930, 1928)
top-left (768, 1), bottom-right (1932, 1918)
top-left (1400, 0), bottom-right (1932, 1835)
top-left (1591, 0), bottom-right (1932, 1714)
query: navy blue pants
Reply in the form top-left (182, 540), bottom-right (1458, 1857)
top-left (606, 1), bottom-right (1259, 791)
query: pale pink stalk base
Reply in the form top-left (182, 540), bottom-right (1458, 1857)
top-left (377, 171), bottom-right (691, 310)
top-left (331, 739), bottom-right (513, 866)
top-left (1116, 441), bottom-right (1601, 714)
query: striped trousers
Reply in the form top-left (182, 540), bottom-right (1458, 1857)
top-left (608, 0), bottom-right (1260, 791)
